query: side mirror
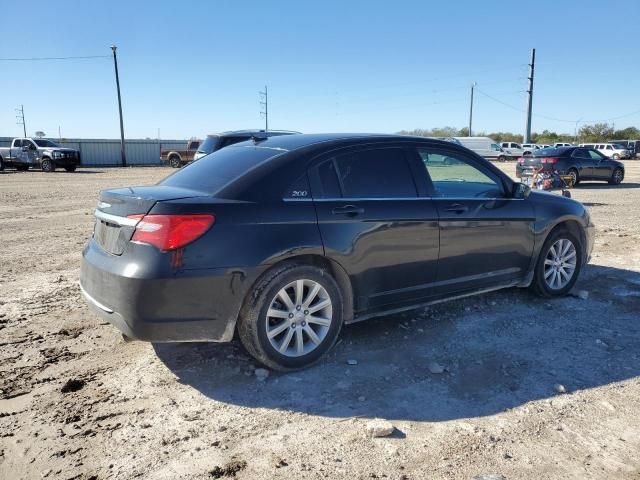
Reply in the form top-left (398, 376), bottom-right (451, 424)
top-left (512, 182), bottom-right (531, 199)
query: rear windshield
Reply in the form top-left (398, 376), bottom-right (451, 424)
top-left (534, 147), bottom-right (565, 156)
top-left (160, 145), bottom-right (285, 194)
top-left (197, 136), bottom-right (221, 154)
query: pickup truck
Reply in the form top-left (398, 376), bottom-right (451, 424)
top-left (160, 139), bottom-right (201, 168)
top-left (0, 138), bottom-right (81, 172)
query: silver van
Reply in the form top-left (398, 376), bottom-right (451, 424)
top-left (455, 136), bottom-right (510, 161)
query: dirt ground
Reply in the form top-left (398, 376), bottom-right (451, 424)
top-left (1, 162), bottom-right (639, 480)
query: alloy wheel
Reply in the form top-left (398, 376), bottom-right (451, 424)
top-left (613, 169), bottom-right (623, 184)
top-left (543, 238), bottom-right (577, 290)
top-left (265, 279), bottom-right (333, 357)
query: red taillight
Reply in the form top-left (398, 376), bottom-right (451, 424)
top-left (127, 214), bottom-right (215, 251)
top-left (541, 157), bottom-right (559, 164)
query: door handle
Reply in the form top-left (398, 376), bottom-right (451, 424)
top-left (445, 203), bottom-right (468, 214)
top-left (331, 205), bottom-right (364, 216)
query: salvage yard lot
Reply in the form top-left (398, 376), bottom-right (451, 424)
top-left (1, 163), bottom-right (639, 480)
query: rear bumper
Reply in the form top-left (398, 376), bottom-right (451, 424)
top-left (80, 238), bottom-right (260, 342)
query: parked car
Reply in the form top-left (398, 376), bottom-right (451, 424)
top-left (521, 143), bottom-right (540, 154)
top-left (501, 142), bottom-right (535, 156)
top-left (193, 129), bottom-right (300, 161)
top-left (554, 143), bottom-right (573, 148)
top-left (81, 133), bottom-right (594, 370)
top-left (516, 146), bottom-right (625, 185)
top-left (0, 138), bottom-right (80, 172)
top-left (454, 136), bottom-right (510, 161)
top-left (579, 143), bottom-right (629, 160)
top-left (609, 139), bottom-right (639, 159)
top-left (161, 139), bottom-right (201, 168)
top-left (538, 144), bottom-right (551, 149)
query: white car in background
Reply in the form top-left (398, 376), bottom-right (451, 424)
top-left (580, 143), bottom-right (630, 160)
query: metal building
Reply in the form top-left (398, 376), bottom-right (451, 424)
top-left (0, 137), bottom-right (189, 166)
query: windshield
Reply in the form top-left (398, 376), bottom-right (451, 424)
top-left (34, 139), bottom-right (61, 147)
top-left (160, 144), bottom-right (285, 194)
top-left (197, 135), bottom-right (221, 154)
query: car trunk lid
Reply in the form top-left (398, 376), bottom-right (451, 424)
top-left (93, 186), bottom-right (207, 255)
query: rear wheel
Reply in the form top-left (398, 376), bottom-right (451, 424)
top-left (531, 228), bottom-right (582, 297)
top-left (64, 166), bottom-right (77, 172)
top-left (497, 155), bottom-right (506, 162)
top-left (609, 168), bottom-right (624, 185)
top-left (41, 158), bottom-right (55, 172)
top-left (237, 263), bottom-right (344, 371)
top-left (567, 168), bottom-right (579, 186)
top-left (169, 156), bottom-right (181, 168)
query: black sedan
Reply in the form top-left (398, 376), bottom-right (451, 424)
top-left (80, 134), bottom-right (595, 370)
top-left (516, 146), bottom-right (625, 186)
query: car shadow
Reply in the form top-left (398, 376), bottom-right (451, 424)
top-left (154, 264), bottom-right (640, 422)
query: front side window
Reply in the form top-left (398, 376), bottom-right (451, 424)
top-left (491, 143), bottom-right (501, 151)
top-left (417, 148), bottom-right (503, 198)
top-left (315, 148), bottom-right (417, 199)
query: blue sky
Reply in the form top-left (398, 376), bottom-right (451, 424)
top-left (1, 0), bottom-right (639, 139)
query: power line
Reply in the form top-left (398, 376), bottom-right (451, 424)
top-left (0, 55), bottom-right (110, 61)
top-left (475, 88), bottom-right (640, 125)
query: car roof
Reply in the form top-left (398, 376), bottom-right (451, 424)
top-left (228, 132), bottom-right (449, 153)
top-left (206, 129), bottom-right (300, 138)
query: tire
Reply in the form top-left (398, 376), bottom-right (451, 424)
top-left (497, 155), bottom-right (506, 162)
top-left (237, 263), bottom-right (344, 371)
top-left (169, 156), bottom-right (181, 168)
top-left (41, 158), bottom-right (55, 172)
top-left (609, 168), bottom-right (624, 185)
top-left (64, 166), bottom-right (77, 172)
top-left (567, 168), bottom-right (579, 186)
top-left (0, 157), bottom-right (4, 171)
top-left (531, 228), bottom-right (582, 298)
top-left (612, 154), bottom-right (620, 160)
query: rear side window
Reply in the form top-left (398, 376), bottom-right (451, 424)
top-left (327, 148), bottom-right (417, 198)
top-left (198, 136), bottom-right (221, 154)
top-left (160, 145), bottom-right (283, 194)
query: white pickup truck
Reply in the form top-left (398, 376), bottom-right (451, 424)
top-left (0, 138), bottom-right (81, 172)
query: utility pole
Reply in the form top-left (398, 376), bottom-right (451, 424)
top-left (524, 48), bottom-right (536, 143)
top-left (259, 85), bottom-right (268, 132)
top-left (468, 82), bottom-right (477, 137)
top-left (111, 45), bottom-right (126, 167)
top-left (15, 105), bottom-right (26, 137)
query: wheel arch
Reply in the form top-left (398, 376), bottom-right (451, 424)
top-left (168, 152), bottom-right (181, 161)
top-left (236, 254), bottom-right (355, 335)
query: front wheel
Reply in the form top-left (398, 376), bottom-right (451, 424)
top-left (41, 158), bottom-right (55, 172)
top-left (0, 157), bottom-right (4, 171)
top-left (609, 168), bottom-right (624, 185)
top-left (612, 154), bottom-right (620, 160)
top-left (531, 228), bottom-right (582, 297)
top-left (497, 155), bottom-right (506, 162)
top-left (238, 264), bottom-right (344, 371)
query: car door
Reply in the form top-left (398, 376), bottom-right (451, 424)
top-left (23, 139), bottom-right (38, 163)
top-left (309, 145), bottom-right (440, 312)
top-left (10, 139), bottom-right (22, 161)
top-left (570, 148), bottom-right (592, 177)
top-left (588, 149), bottom-right (613, 178)
top-left (411, 145), bottom-right (535, 294)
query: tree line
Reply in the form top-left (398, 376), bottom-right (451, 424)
top-left (398, 123), bottom-right (640, 144)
